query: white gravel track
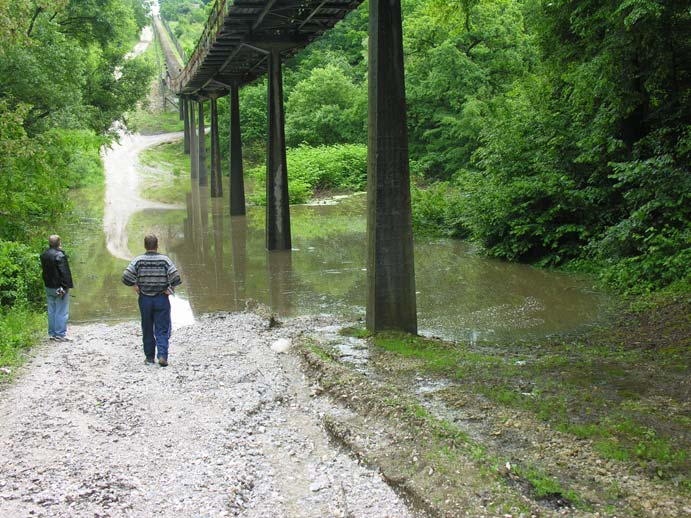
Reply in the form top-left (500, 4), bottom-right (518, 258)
top-left (0, 313), bottom-right (414, 517)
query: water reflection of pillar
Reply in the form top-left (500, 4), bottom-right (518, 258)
top-left (230, 215), bottom-right (247, 308)
top-left (189, 182), bottom-right (202, 260)
top-left (267, 250), bottom-right (293, 315)
top-left (211, 198), bottom-right (225, 292)
top-left (184, 191), bottom-right (192, 239)
top-left (199, 183), bottom-right (209, 264)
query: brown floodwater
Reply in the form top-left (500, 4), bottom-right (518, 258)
top-left (69, 188), bottom-right (611, 344)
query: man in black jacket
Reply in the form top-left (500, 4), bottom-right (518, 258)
top-left (40, 235), bottom-right (74, 342)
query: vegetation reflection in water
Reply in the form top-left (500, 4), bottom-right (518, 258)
top-left (69, 188), bottom-right (609, 343)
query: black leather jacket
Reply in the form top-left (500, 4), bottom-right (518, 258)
top-left (40, 247), bottom-right (74, 290)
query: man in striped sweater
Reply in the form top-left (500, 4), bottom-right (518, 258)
top-left (122, 235), bottom-right (182, 367)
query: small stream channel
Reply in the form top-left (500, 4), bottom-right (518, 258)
top-left (67, 185), bottom-right (610, 345)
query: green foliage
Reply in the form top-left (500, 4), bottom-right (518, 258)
top-left (0, 240), bottom-right (43, 307)
top-left (0, 100), bottom-right (105, 242)
top-left (248, 144), bottom-right (367, 204)
top-left (404, 0), bottom-right (535, 180)
top-left (285, 65), bottom-right (366, 147)
top-left (595, 155), bottom-right (691, 292)
top-left (0, 0), bottom-right (153, 135)
top-left (411, 182), bottom-right (470, 238)
top-left (0, 305), bottom-right (44, 370)
top-left (466, 0), bottom-right (691, 289)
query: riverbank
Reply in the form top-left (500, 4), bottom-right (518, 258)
top-left (3, 299), bottom-right (687, 516)
top-left (301, 296), bottom-right (691, 516)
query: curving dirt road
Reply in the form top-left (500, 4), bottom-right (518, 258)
top-left (102, 130), bottom-right (184, 262)
top-left (0, 315), bottom-right (414, 516)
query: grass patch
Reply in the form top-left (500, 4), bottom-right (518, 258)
top-left (339, 326), bottom-right (371, 338)
top-left (512, 464), bottom-right (581, 506)
top-left (309, 344), bottom-right (335, 363)
top-left (362, 308), bottom-right (691, 485)
top-left (0, 305), bottom-right (44, 374)
top-left (373, 331), bottom-right (459, 372)
top-left (138, 141), bottom-right (190, 204)
top-left (128, 109), bottom-right (184, 135)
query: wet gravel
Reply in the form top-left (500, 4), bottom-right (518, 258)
top-left (0, 312), bottom-right (414, 517)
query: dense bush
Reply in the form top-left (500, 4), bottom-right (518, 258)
top-left (0, 305), bottom-right (44, 368)
top-left (411, 182), bottom-right (469, 238)
top-left (0, 240), bottom-right (43, 308)
top-left (285, 65), bottom-right (366, 147)
top-left (594, 154), bottom-right (691, 292)
top-left (247, 144), bottom-right (367, 204)
top-left (0, 102), bottom-right (106, 243)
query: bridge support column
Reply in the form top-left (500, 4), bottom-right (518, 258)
top-left (266, 48), bottom-right (291, 251)
top-left (189, 98), bottom-right (199, 181)
top-left (229, 81), bottom-right (246, 216)
top-left (183, 97), bottom-right (190, 155)
top-left (198, 100), bottom-right (207, 186)
top-left (366, 0), bottom-right (417, 334)
top-left (210, 97), bottom-right (223, 198)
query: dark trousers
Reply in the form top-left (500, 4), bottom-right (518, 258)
top-left (138, 294), bottom-right (171, 360)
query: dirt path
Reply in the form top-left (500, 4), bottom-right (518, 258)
top-left (0, 314), bottom-right (414, 517)
top-left (102, 130), bottom-right (184, 261)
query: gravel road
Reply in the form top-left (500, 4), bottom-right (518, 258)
top-left (0, 313), bottom-right (415, 517)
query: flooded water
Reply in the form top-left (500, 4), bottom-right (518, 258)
top-left (68, 186), bottom-right (610, 344)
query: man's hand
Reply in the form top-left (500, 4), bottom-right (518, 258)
top-left (133, 285), bottom-right (140, 294)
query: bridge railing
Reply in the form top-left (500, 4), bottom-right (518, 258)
top-left (161, 17), bottom-right (187, 62)
top-left (171, 0), bottom-right (230, 94)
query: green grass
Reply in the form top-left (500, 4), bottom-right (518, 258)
top-left (339, 326), bottom-right (371, 338)
top-left (512, 464), bottom-right (582, 506)
top-left (138, 141), bottom-right (190, 204)
top-left (128, 109), bottom-right (185, 136)
top-left (365, 323), bottom-right (691, 485)
top-left (308, 343), bottom-right (337, 363)
top-left (0, 305), bottom-right (44, 373)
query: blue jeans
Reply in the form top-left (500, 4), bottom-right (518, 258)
top-left (138, 294), bottom-right (171, 360)
top-left (46, 287), bottom-right (69, 338)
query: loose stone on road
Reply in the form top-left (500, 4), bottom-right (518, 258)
top-left (0, 313), bottom-right (415, 517)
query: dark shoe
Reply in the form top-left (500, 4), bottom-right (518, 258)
top-left (145, 357), bottom-right (155, 364)
top-left (158, 357), bottom-right (168, 367)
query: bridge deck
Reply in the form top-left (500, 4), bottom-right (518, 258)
top-left (172, 0), bottom-right (364, 97)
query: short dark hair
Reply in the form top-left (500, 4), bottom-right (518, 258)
top-left (144, 234), bottom-right (158, 251)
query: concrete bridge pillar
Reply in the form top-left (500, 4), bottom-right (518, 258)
top-left (183, 96), bottom-right (190, 155)
top-left (266, 48), bottom-right (291, 251)
top-left (198, 100), bottom-right (208, 186)
top-left (210, 97), bottom-right (223, 198)
top-left (189, 97), bottom-right (199, 181)
top-left (366, 0), bottom-right (417, 334)
top-left (229, 81), bottom-right (247, 216)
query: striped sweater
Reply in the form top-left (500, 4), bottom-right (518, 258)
top-left (122, 252), bottom-right (182, 296)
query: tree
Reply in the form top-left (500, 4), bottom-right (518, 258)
top-left (404, 0), bottom-right (535, 180)
top-left (285, 65), bottom-right (366, 147)
top-left (466, 0), bottom-right (691, 289)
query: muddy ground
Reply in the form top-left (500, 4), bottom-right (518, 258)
top-left (299, 299), bottom-right (691, 517)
